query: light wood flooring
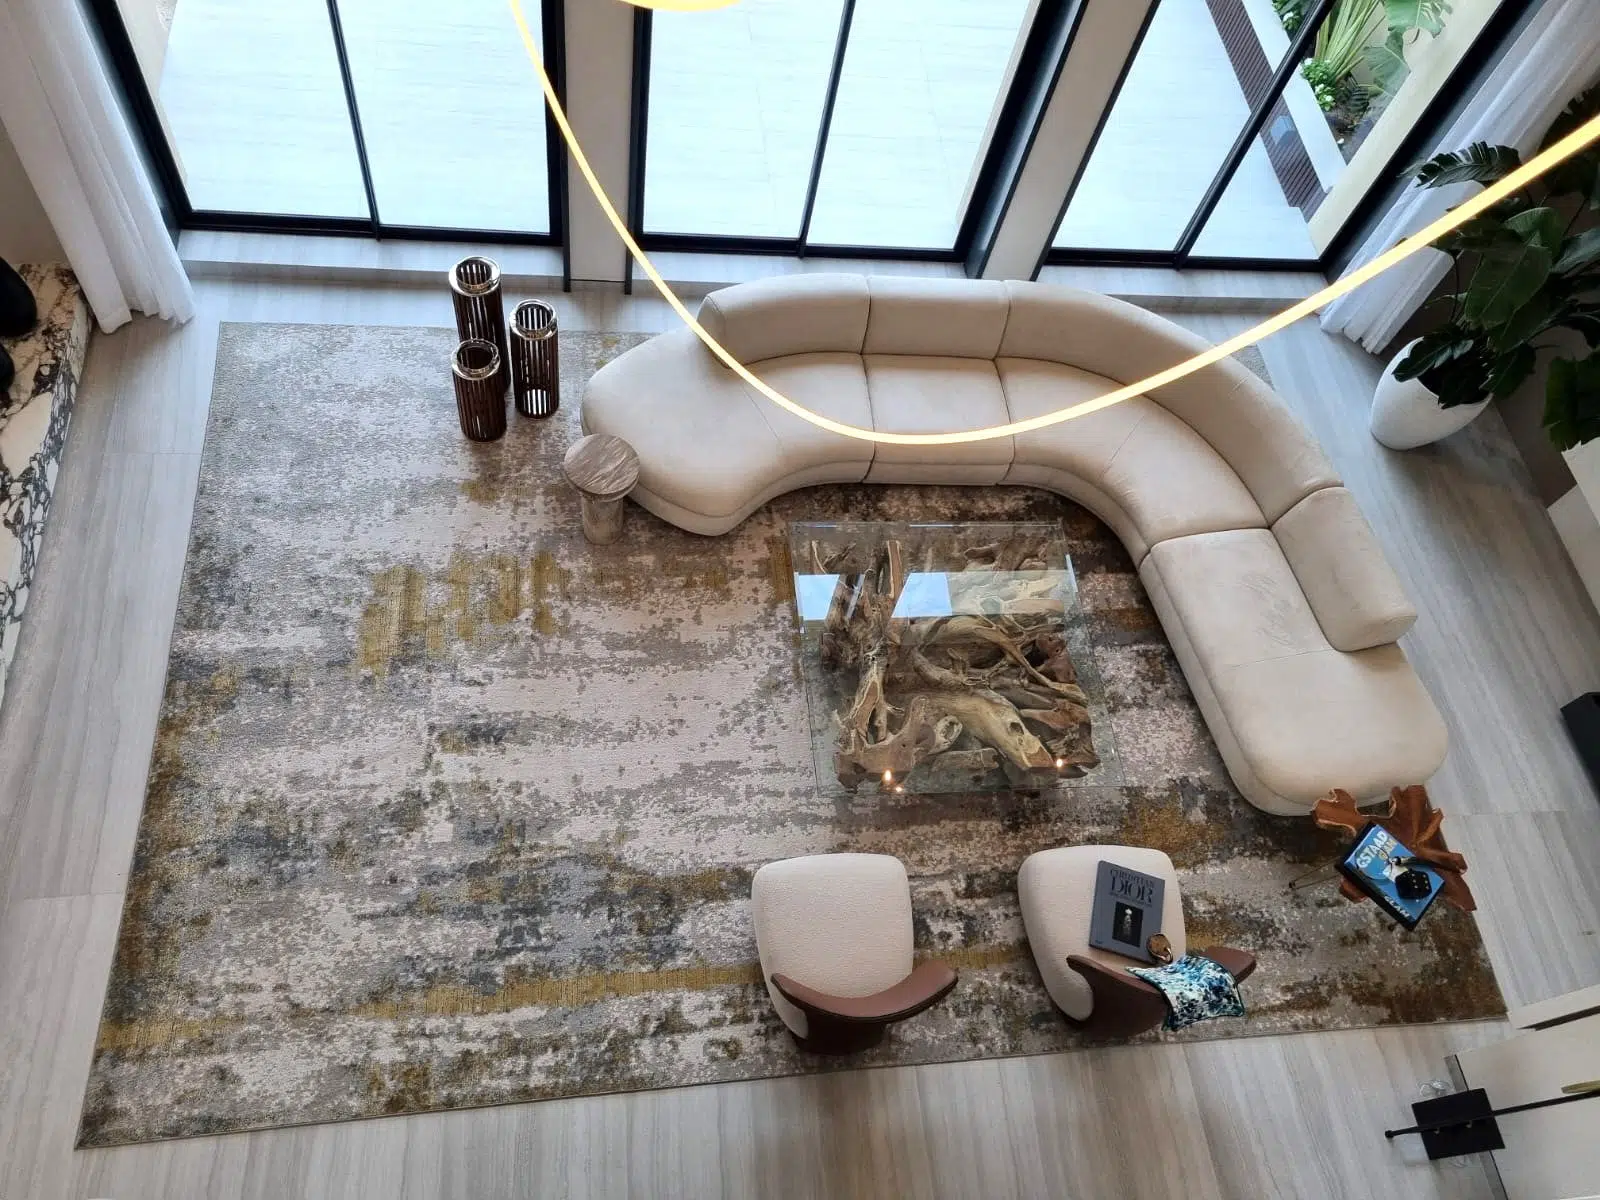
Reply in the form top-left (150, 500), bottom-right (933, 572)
top-left (1, 275), bottom-right (1597, 1199)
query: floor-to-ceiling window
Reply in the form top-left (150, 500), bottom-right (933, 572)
top-left (85, 0), bottom-right (1519, 274)
top-left (1049, 0), bottom-right (1500, 267)
top-left (638, 0), bottom-right (1036, 255)
top-left (94, 0), bottom-right (563, 240)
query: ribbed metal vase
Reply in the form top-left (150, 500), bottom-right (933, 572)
top-left (451, 338), bottom-right (507, 441)
top-left (510, 299), bottom-right (560, 419)
top-left (448, 256), bottom-right (509, 393)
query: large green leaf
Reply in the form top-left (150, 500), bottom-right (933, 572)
top-left (1385, 0), bottom-right (1448, 36)
top-left (1394, 323), bottom-right (1474, 381)
top-left (1366, 32), bottom-right (1409, 99)
top-left (1436, 218), bottom-right (1514, 255)
top-left (1486, 344), bottom-right (1536, 399)
top-left (1555, 228), bottom-right (1600, 275)
top-left (1316, 0), bottom-right (1384, 78)
top-left (1411, 142), bottom-right (1521, 189)
top-left (1504, 206), bottom-right (1565, 252)
top-left (1426, 344), bottom-right (1494, 408)
top-left (1566, 307), bottom-right (1600, 348)
top-left (1493, 290), bottom-right (1555, 353)
top-left (1463, 239), bottom-right (1554, 327)
top-left (1543, 147), bottom-right (1600, 206)
top-left (1543, 354), bottom-right (1600, 450)
top-left (1540, 85), bottom-right (1600, 152)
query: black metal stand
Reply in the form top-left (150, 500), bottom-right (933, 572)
top-left (1561, 693), bottom-right (1600, 798)
top-left (1385, 1085), bottom-right (1600, 1161)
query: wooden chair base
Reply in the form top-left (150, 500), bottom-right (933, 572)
top-left (773, 961), bottom-right (959, 1056)
top-left (1064, 946), bottom-right (1256, 1038)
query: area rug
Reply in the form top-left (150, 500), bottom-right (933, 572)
top-left (79, 322), bottom-right (1503, 1147)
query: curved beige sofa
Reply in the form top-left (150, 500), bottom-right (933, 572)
top-left (582, 274), bottom-right (1447, 816)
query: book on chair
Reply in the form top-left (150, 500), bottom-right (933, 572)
top-left (1088, 861), bottom-right (1165, 963)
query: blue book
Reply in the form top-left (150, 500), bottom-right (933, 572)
top-left (1338, 822), bottom-right (1444, 930)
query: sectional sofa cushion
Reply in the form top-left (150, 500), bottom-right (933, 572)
top-left (697, 272), bottom-right (870, 362)
top-left (1000, 358), bottom-right (1265, 563)
top-left (863, 355), bottom-right (1013, 484)
top-left (998, 282), bottom-right (1339, 521)
top-left (862, 275), bottom-right (1010, 358)
top-left (582, 330), bottom-right (872, 524)
top-left (1272, 486), bottom-right (1417, 652)
top-left (1141, 529), bottom-right (1446, 809)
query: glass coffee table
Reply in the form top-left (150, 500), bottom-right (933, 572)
top-left (789, 521), bottom-right (1121, 796)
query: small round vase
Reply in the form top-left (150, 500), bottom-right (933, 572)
top-left (1369, 338), bottom-right (1490, 450)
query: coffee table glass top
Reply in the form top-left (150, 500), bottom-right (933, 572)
top-left (789, 521), bottom-right (1121, 797)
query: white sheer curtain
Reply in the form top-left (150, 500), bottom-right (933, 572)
top-left (1321, 0), bottom-right (1600, 352)
top-left (0, 0), bottom-right (193, 332)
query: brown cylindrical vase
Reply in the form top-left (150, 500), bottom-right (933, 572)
top-left (448, 256), bottom-right (509, 393)
top-left (509, 299), bottom-right (560, 418)
top-left (452, 339), bottom-right (507, 441)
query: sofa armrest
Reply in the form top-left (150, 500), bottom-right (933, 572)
top-left (1273, 487), bottom-right (1416, 652)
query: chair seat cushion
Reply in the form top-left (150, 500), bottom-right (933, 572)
top-left (1000, 358), bottom-right (1265, 561)
top-left (1017, 845), bottom-right (1185, 1021)
top-left (751, 853), bottom-right (915, 1037)
top-left (864, 354), bottom-right (1014, 484)
top-left (1142, 529), bottom-right (1447, 806)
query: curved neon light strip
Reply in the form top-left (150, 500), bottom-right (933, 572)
top-left (512, 0), bottom-right (1600, 446)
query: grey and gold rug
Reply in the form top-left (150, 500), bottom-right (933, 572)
top-left (79, 323), bottom-right (1502, 1147)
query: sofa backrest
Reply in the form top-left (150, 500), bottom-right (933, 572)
top-left (862, 276), bottom-right (1009, 358)
top-left (693, 274), bottom-right (1340, 521)
top-left (697, 273), bottom-right (869, 361)
top-left (999, 282), bottom-right (1338, 521)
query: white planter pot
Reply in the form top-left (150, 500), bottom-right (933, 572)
top-left (1370, 338), bottom-right (1490, 450)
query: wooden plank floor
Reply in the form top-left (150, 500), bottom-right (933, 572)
top-left (1, 277), bottom-right (1595, 1199)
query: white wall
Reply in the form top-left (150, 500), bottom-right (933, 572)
top-left (978, 0), bottom-right (1158, 281)
top-left (564, 0), bottom-right (634, 284)
top-left (1454, 1011), bottom-right (1600, 1200)
top-left (0, 121), bottom-right (62, 264)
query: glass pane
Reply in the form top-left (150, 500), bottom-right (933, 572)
top-left (644, 0), bottom-right (844, 238)
top-left (788, 521), bottom-right (1121, 797)
top-left (1193, 0), bottom-right (1476, 255)
top-left (338, 0), bottom-right (551, 232)
top-left (153, 0), bottom-right (368, 217)
top-left (1053, 0), bottom-right (1301, 254)
top-left (1187, 113), bottom-right (1320, 259)
top-left (806, 0), bottom-right (1032, 249)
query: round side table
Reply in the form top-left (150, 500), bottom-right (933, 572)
top-left (563, 434), bottom-right (640, 545)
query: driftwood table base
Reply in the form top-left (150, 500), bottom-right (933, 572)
top-left (790, 521), bottom-right (1117, 797)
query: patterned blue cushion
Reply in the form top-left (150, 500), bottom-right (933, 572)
top-left (1127, 954), bottom-right (1246, 1031)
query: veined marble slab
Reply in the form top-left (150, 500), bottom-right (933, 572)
top-left (1, 264), bottom-right (91, 714)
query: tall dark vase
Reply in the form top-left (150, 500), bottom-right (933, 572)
top-left (0, 258), bottom-right (37, 339)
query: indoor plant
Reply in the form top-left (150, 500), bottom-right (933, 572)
top-left (1283, 0), bottom-right (1449, 142)
top-left (1379, 85), bottom-right (1600, 450)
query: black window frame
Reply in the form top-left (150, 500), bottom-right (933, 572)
top-left (86, 0), bottom-right (1534, 283)
top-left (1042, 0), bottom-right (1531, 274)
top-left (83, 0), bottom-right (570, 255)
top-left (625, 0), bottom-right (1070, 264)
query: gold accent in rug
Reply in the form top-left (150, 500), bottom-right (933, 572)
top-left (78, 324), bottom-right (1501, 1147)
